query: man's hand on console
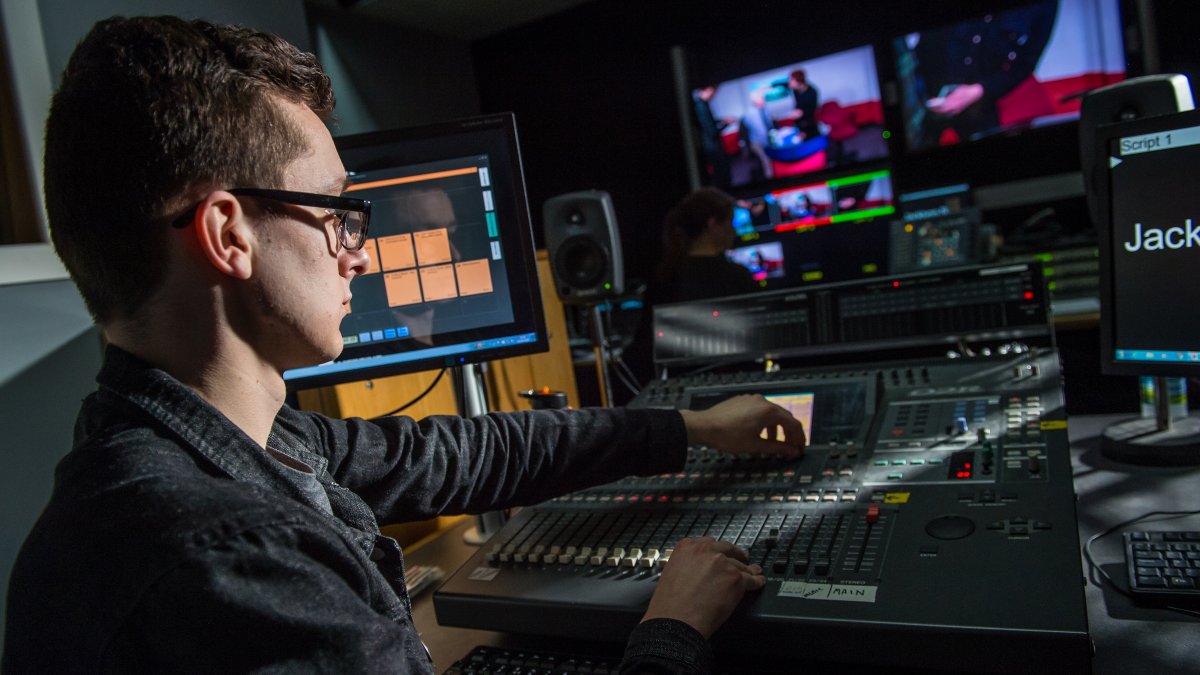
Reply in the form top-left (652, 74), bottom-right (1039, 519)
top-left (641, 537), bottom-right (765, 639)
top-left (678, 394), bottom-right (806, 458)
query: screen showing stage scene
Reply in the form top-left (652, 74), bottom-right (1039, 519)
top-left (726, 241), bottom-right (786, 282)
top-left (894, 0), bottom-right (1125, 151)
top-left (1104, 114), bottom-right (1200, 371)
top-left (691, 45), bottom-right (888, 189)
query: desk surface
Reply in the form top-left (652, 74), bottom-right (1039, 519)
top-left (406, 414), bottom-right (1200, 674)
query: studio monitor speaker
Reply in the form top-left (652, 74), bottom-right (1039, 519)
top-left (1080, 74), bottom-right (1194, 227)
top-left (543, 190), bottom-right (624, 304)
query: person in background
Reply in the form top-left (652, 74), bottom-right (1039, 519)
top-left (654, 187), bottom-right (761, 304)
top-left (783, 68), bottom-right (820, 141)
top-left (2, 16), bottom-right (805, 674)
top-left (621, 187), bottom-right (762, 394)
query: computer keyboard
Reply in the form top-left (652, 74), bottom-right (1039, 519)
top-left (442, 645), bottom-right (620, 675)
top-left (1124, 530), bottom-right (1200, 603)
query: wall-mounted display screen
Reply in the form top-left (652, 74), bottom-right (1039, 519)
top-left (690, 45), bottom-right (889, 190)
top-left (893, 0), bottom-right (1125, 152)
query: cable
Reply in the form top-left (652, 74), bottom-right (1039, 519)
top-left (374, 368), bottom-right (447, 417)
top-left (611, 357), bottom-right (641, 397)
top-left (1081, 507), bottom-right (1200, 619)
top-left (613, 355), bottom-right (641, 396)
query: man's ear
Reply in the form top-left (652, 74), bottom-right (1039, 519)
top-left (192, 191), bottom-right (254, 280)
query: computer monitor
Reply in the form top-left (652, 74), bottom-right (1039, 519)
top-left (893, 0), bottom-right (1126, 153)
top-left (889, 183), bottom-right (984, 274)
top-left (283, 114), bottom-right (548, 390)
top-left (1096, 108), bottom-right (1200, 377)
top-left (1094, 106), bottom-right (1200, 464)
top-left (688, 44), bottom-right (889, 190)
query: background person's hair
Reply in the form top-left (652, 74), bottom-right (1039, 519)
top-left (655, 186), bottom-right (735, 285)
top-left (44, 15), bottom-right (335, 323)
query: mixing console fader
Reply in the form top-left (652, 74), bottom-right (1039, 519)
top-left (434, 350), bottom-right (1089, 673)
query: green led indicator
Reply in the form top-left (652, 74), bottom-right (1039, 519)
top-left (882, 130), bottom-right (891, 139)
top-left (604, 282), bottom-right (612, 290)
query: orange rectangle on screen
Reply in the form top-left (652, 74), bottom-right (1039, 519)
top-left (413, 229), bottom-right (452, 266)
top-left (377, 234), bottom-right (416, 271)
top-left (361, 239), bottom-right (381, 275)
top-left (455, 259), bottom-right (493, 296)
top-left (419, 264), bottom-right (458, 301)
top-left (383, 270), bottom-right (422, 307)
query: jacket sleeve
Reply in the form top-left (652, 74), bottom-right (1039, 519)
top-left (285, 406), bottom-right (689, 523)
top-left (620, 619), bottom-right (714, 675)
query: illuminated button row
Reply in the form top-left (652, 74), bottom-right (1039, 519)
top-left (873, 457), bottom-right (944, 466)
top-left (487, 543), bottom-right (675, 569)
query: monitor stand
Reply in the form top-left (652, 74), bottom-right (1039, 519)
top-left (454, 362), bottom-right (510, 545)
top-left (1101, 376), bottom-right (1200, 466)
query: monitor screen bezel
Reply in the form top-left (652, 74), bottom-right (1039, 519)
top-left (283, 113), bottom-right (549, 391)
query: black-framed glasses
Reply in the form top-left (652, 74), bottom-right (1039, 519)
top-left (229, 188), bottom-right (371, 252)
top-left (172, 188), bottom-right (372, 252)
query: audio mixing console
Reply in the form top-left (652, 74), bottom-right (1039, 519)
top-left (433, 264), bottom-right (1090, 673)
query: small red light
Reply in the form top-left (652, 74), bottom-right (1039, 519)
top-left (713, 311), bottom-right (719, 317)
top-left (1023, 291), bottom-right (1034, 300)
top-left (893, 281), bottom-right (900, 287)
top-left (657, 332), bottom-right (664, 337)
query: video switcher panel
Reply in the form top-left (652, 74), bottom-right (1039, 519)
top-left (434, 350), bottom-right (1089, 673)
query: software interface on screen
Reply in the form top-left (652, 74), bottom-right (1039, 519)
top-left (889, 183), bottom-right (981, 274)
top-left (893, 0), bottom-right (1125, 151)
top-left (341, 156), bottom-right (516, 348)
top-left (1105, 116), bottom-right (1200, 369)
top-left (763, 392), bottom-right (816, 441)
top-left (283, 117), bottom-right (545, 388)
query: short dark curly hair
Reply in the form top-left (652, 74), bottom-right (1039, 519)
top-left (44, 16), bottom-right (336, 323)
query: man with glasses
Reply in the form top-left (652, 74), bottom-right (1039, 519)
top-left (3, 16), bottom-right (805, 674)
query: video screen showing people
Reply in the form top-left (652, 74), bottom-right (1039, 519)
top-left (894, 0), bottom-right (1125, 151)
top-left (691, 45), bottom-right (888, 189)
top-left (723, 170), bottom-right (895, 289)
top-left (726, 241), bottom-right (786, 282)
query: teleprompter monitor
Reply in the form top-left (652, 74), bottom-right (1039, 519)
top-left (283, 114), bottom-right (548, 390)
top-left (1093, 106), bottom-right (1200, 465)
top-left (1096, 107), bottom-right (1200, 377)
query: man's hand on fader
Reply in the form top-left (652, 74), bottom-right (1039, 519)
top-left (678, 394), bottom-right (806, 458)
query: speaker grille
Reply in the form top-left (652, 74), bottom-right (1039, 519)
top-left (554, 235), bottom-right (610, 291)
